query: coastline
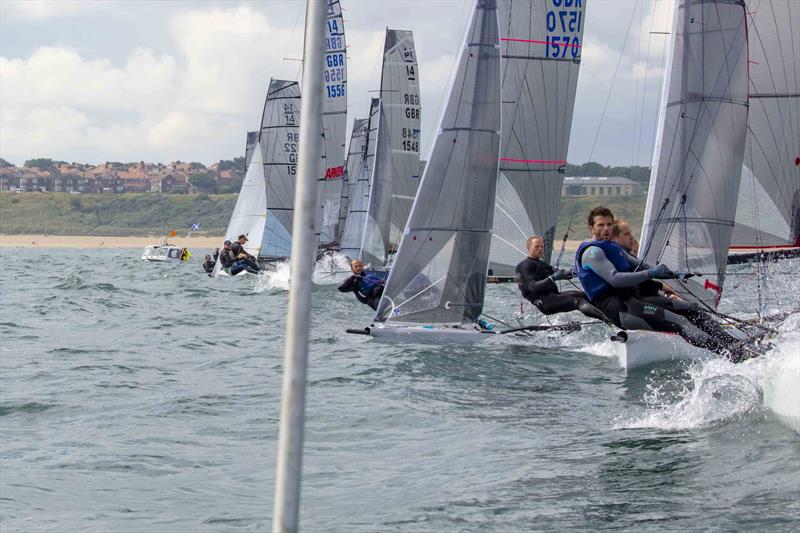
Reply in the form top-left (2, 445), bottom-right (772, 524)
top-left (0, 234), bottom-right (225, 249)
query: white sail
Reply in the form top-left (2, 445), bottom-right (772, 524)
top-left (488, 0), bottom-right (586, 277)
top-left (260, 79), bottom-right (301, 260)
top-left (731, 0), bottom-right (800, 249)
top-left (337, 118), bottom-right (369, 240)
top-left (244, 130), bottom-right (259, 169)
top-left (340, 99), bottom-right (382, 259)
top-left (375, 0), bottom-right (501, 325)
top-left (212, 138), bottom-right (268, 276)
top-left (319, 0), bottom-right (348, 246)
top-left (639, 0), bottom-right (749, 308)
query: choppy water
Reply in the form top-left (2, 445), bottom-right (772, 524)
top-left (1, 248), bottom-right (798, 532)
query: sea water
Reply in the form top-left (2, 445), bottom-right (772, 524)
top-left (1, 248), bottom-right (798, 531)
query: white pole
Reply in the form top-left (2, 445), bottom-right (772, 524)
top-left (272, 1), bottom-right (325, 532)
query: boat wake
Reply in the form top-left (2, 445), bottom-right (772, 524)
top-left (251, 253), bottom-right (352, 293)
top-left (615, 312), bottom-right (800, 432)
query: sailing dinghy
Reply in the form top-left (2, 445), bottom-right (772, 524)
top-left (616, 0), bottom-right (777, 371)
top-left (352, 0), bottom-right (503, 342)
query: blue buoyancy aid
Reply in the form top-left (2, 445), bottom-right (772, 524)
top-left (575, 240), bottom-right (632, 301)
top-left (358, 273), bottom-right (385, 295)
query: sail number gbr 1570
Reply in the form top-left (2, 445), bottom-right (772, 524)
top-left (545, 0), bottom-right (582, 60)
top-left (325, 52), bottom-right (346, 99)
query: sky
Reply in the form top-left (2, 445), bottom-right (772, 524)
top-left (0, 0), bottom-right (676, 167)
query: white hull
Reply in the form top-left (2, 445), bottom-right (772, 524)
top-left (366, 323), bottom-right (493, 344)
top-left (764, 354), bottom-right (800, 434)
top-left (618, 331), bottom-right (716, 372)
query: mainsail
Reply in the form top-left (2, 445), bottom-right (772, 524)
top-left (244, 130), bottom-right (259, 169)
top-left (488, 0), bottom-right (586, 276)
top-left (337, 118), bottom-right (369, 240)
top-left (319, 0), bottom-right (349, 246)
top-left (260, 79), bottom-right (301, 260)
top-left (731, 0), bottom-right (800, 248)
top-left (374, 29), bottom-right (422, 263)
top-left (340, 98), bottom-right (382, 259)
top-left (374, 0), bottom-right (501, 324)
top-left (639, 0), bottom-right (749, 307)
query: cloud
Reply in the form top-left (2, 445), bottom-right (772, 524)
top-left (0, 0), bottom-right (91, 21)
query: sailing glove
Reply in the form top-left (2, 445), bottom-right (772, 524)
top-left (648, 264), bottom-right (675, 279)
top-left (550, 269), bottom-right (574, 282)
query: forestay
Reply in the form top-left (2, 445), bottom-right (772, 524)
top-left (244, 131), bottom-right (259, 169)
top-left (731, 0), bottom-right (800, 248)
top-left (488, 0), bottom-right (586, 276)
top-left (639, 0), bottom-right (749, 308)
top-left (374, 0), bottom-right (501, 325)
top-left (319, 0), bottom-right (348, 246)
top-left (338, 118), bottom-right (369, 240)
top-left (260, 79), bottom-right (301, 260)
top-left (340, 99), bottom-right (382, 259)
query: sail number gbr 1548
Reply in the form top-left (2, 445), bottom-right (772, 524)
top-left (545, 0), bottom-right (582, 60)
top-left (325, 53), bottom-right (345, 99)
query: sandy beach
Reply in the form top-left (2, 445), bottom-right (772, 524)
top-left (0, 234), bottom-right (225, 250)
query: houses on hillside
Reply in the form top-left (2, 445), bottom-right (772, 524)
top-left (561, 176), bottom-right (644, 197)
top-left (0, 160), bottom-right (240, 194)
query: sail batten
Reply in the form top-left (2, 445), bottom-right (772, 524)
top-left (488, 0), bottom-right (586, 276)
top-left (375, 0), bottom-right (501, 325)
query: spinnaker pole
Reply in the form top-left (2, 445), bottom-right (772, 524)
top-left (272, 1), bottom-right (325, 532)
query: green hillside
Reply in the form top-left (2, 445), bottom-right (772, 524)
top-left (0, 192), bottom-right (235, 235)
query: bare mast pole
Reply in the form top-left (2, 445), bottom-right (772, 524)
top-left (272, 1), bottom-right (325, 532)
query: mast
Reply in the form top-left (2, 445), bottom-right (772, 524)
top-left (488, 0), bottom-right (587, 276)
top-left (375, 0), bottom-right (501, 325)
top-left (272, 0), bottom-right (325, 530)
top-left (639, 0), bottom-right (749, 308)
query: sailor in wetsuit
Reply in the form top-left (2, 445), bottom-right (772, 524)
top-left (612, 218), bottom-right (679, 300)
top-left (202, 254), bottom-right (215, 275)
top-left (337, 259), bottom-right (385, 311)
top-left (575, 206), bottom-right (743, 359)
top-left (230, 234), bottom-right (260, 274)
top-left (515, 236), bottom-right (607, 322)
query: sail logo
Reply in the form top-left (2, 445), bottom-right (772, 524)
top-left (325, 166), bottom-right (344, 179)
top-left (402, 47), bottom-right (415, 62)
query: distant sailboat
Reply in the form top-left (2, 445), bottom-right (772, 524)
top-left (341, 28), bottom-right (422, 268)
top-left (261, 79), bottom-right (302, 263)
top-left (337, 118), bottom-right (369, 241)
top-left (488, 0), bottom-right (587, 279)
top-left (318, 0), bottom-right (349, 250)
top-left (363, 0), bottom-right (501, 341)
top-left (212, 136), bottom-right (268, 276)
top-left (340, 98), bottom-right (382, 259)
top-left (728, 0), bottom-right (800, 262)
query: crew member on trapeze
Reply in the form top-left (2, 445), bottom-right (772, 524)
top-left (515, 235), bottom-right (608, 323)
top-left (337, 259), bottom-right (386, 311)
top-left (575, 206), bottom-right (748, 361)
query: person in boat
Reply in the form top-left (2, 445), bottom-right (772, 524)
top-left (202, 254), bottom-right (215, 275)
top-left (212, 248), bottom-right (219, 263)
top-left (516, 235), bottom-right (608, 323)
top-left (612, 219), bottom-right (679, 300)
top-left (338, 259), bottom-right (385, 311)
top-left (231, 234), bottom-right (260, 274)
top-left (180, 247), bottom-right (191, 261)
top-left (576, 206), bottom-right (744, 359)
top-left (218, 240), bottom-right (237, 272)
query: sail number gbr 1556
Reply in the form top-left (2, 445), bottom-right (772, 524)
top-left (325, 52), bottom-right (345, 99)
top-left (545, 0), bottom-right (582, 60)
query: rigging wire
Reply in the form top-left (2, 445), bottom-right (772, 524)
top-left (554, 1), bottom-right (641, 268)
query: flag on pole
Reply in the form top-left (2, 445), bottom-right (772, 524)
top-left (191, 223), bottom-right (200, 231)
top-left (169, 230), bottom-right (177, 237)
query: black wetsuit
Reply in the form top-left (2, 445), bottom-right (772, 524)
top-left (203, 259), bottom-right (215, 274)
top-left (515, 257), bottom-right (607, 322)
top-left (579, 243), bottom-right (741, 357)
top-left (338, 273), bottom-right (385, 311)
top-left (219, 249), bottom-right (236, 268)
top-left (230, 242), bottom-right (260, 273)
